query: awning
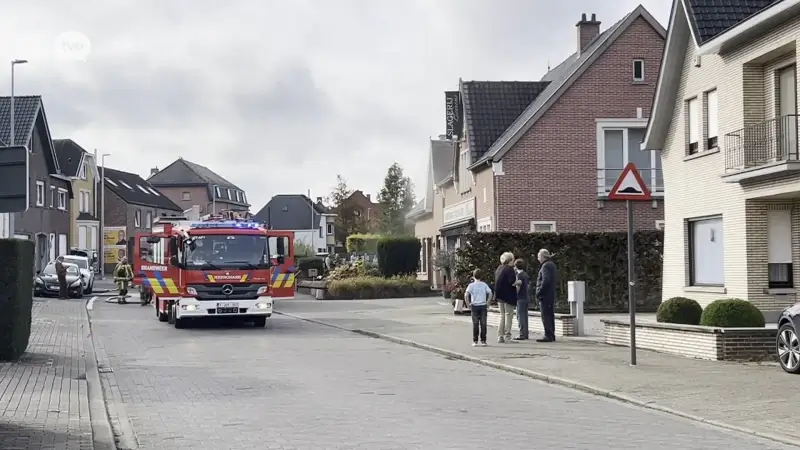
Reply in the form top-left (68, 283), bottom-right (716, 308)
top-left (439, 218), bottom-right (475, 237)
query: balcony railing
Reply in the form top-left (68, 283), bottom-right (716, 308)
top-left (724, 114), bottom-right (799, 172)
top-left (596, 167), bottom-right (663, 197)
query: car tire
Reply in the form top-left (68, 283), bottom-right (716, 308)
top-left (75, 286), bottom-right (84, 299)
top-left (778, 323), bottom-right (800, 374)
top-left (174, 315), bottom-right (187, 329)
top-left (252, 316), bottom-right (267, 328)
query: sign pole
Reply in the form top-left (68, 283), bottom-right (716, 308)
top-left (627, 199), bottom-right (637, 366)
top-left (606, 162), bottom-right (651, 367)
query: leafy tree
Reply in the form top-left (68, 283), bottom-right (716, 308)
top-left (326, 175), bottom-right (364, 237)
top-left (378, 163), bottom-right (413, 235)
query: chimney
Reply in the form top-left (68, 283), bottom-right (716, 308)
top-left (366, 193), bottom-right (371, 201)
top-left (149, 167), bottom-right (159, 177)
top-left (316, 196), bottom-right (323, 204)
top-left (576, 13), bottom-right (600, 54)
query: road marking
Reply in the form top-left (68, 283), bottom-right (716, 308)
top-left (86, 296), bottom-right (97, 310)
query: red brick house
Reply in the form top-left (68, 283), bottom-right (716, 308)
top-left (462, 6), bottom-right (667, 233)
top-left (345, 190), bottom-right (380, 232)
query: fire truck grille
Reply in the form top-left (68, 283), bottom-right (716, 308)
top-left (189, 284), bottom-right (264, 300)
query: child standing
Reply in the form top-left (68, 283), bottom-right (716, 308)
top-left (465, 269), bottom-right (492, 347)
top-left (513, 258), bottom-right (530, 340)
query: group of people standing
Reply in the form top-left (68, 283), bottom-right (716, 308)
top-left (464, 249), bottom-right (558, 346)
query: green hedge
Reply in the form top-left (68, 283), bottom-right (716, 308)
top-left (297, 257), bottom-right (324, 278)
top-left (327, 276), bottom-right (429, 299)
top-left (656, 297), bottom-right (703, 325)
top-left (346, 234), bottom-right (382, 254)
top-left (377, 236), bottom-right (420, 277)
top-left (455, 231), bottom-right (663, 313)
top-left (0, 239), bottom-right (35, 361)
top-left (700, 298), bottom-right (765, 328)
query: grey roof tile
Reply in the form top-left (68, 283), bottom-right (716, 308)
top-left (0, 95), bottom-right (40, 147)
top-left (685, 0), bottom-right (781, 45)
top-left (461, 81), bottom-right (550, 161)
top-left (253, 194), bottom-right (327, 230)
top-left (149, 157), bottom-right (249, 206)
top-left (102, 167), bottom-right (182, 211)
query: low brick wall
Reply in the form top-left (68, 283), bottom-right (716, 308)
top-left (603, 320), bottom-right (777, 361)
top-left (486, 307), bottom-right (577, 337)
top-left (294, 280), bottom-right (438, 300)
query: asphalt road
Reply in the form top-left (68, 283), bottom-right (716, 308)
top-left (85, 298), bottom-right (795, 450)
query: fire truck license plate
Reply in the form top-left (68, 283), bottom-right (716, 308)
top-left (217, 302), bottom-right (239, 313)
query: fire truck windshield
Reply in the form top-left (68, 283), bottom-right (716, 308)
top-left (184, 234), bottom-right (268, 270)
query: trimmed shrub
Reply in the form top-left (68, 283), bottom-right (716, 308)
top-left (377, 236), bottom-right (420, 277)
top-left (455, 231), bottom-right (663, 313)
top-left (327, 275), bottom-right (429, 299)
top-left (656, 297), bottom-right (703, 325)
top-left (346, 234), bottom-right (382, 254)
top-left (326, 259), bottom-right (380, 280)
top-left (700, 298), bottom-right (765, 328)
top-left (296, 257), bottom-right (324, 278)
top-left (0, 239), bottom-right (35, 361)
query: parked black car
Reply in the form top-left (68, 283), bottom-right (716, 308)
top-left (34, 262), bottom-right (85, 298)
top-left (777, 304), bottom-right (800, 373)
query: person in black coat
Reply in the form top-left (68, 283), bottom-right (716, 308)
top-left (494, 252), bottom-right (517, 343)
top-left (535, 249), bottom-right (558, 342)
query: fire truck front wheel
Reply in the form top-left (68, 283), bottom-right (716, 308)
top-left (252, 316), bottom-right (267, 328)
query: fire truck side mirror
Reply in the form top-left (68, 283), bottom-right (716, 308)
top-left (170, 255), bottom-right (179, 267)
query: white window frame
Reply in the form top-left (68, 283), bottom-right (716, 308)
top-left (326, 223), bottom-right (334, 235)
top-left (241, 192), bottom-right (247, 204)
top-left (632, 59), bottom-right (645, 82)
top-left (477, 216), bottom-right (492, 232)
top-left (768, 209), bottom-right (793, 288)
top-left (78, 163), bottom-right (87, 180)
top-left (655, 220), bottom-right (665, 230)
top-left (134, 210), bottom-right (141, 228)
top-left (458, 148), bottom-right (472, 194)
top-left (57, 188), bottom-right (67, 210)
top-left (145, 211), bottom-right (152, 228)
top-left (705, 89), bottom-right (718, 150)
top-left (35, 181), bottom-right (45, 206)
top-left (688, 215), bottom-right (724, 287)
top-left (49, 186), bottom-right (55, 208)
top-left (687, 97), bottom-right (700, 154)
top-left (596, 119), bottom-right (662, 197)
top-left (530, 221), bottom-right (557, 233)
top-left (226, 188), bottom-right (232, 200)
top-left (214, 186), bottom-right (222, 198)
top-left (182, 191), bottom-right (191, 201)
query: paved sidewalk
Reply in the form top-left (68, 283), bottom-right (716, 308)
top-left (0, 299), bottom-right (109, 450)
top-left (277, 297), bottom-right (800, 446)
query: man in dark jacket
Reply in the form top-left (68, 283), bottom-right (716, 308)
top-left (494, 252), bottom-right (517, 343)
top-left (535, 249), bottom-right (558, 342)
top-left (54, 256), bottom-right (68, 300)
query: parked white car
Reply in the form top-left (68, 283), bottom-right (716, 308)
top-left (61, 255), bottom-right (95, 294)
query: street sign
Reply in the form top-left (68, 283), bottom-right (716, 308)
top-left (606, 162), bottom-right (654, 366)
top-left (0, 146), bottom-right (30, 213)
top-left (608, 163), bottom-right (652, 201)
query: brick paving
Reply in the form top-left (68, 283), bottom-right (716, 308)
top-left (86, 295), bottom-right (796, 449)
top-left (277, 295), bottom-right (800, 445)
top-left (0, 298), bottom-right (94, 449)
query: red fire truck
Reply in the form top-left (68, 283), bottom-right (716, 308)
top-left (132, 212), bottom-right (295, 328)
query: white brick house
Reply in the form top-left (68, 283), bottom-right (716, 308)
top-left (643, 0), bottom-right (800, 312)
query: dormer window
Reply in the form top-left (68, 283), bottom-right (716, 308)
top-left (78, 164), bottom-right (87, 180)
top-left (215, 186), bottom-right (222, 198)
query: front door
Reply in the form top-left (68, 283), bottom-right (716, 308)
top-left (778, 65), bottom-right (797, 160)
top-left (268, 231), bottom-right (295, 299)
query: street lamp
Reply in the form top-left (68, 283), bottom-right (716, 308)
top-left (99, 153), bottom-right (110, 279)
top-left (8, 59), bottom-right (27, 239)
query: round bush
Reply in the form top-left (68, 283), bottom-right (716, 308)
top-left (656, 297), bottom-right (703, 325)
top-left (700, 298), bottom-right (765, 328)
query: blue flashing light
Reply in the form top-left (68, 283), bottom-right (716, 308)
top-left (190, 221), bottom-right (262, 229)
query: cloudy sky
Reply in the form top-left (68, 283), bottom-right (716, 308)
top-left (0, 0), bottom-right (670, 210)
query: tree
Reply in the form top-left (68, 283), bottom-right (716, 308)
top-left (326, 175), bottom-right (363, 237)
top-left (378, 163), bottom-right (413, 235)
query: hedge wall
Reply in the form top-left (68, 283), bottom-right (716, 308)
top-left (455, 231), bottom-right (663, 313)
top-left (346, 233), bottom-right (382, 254)
top-left (377, 236), bottom-right (420, 277)
top-left (0, 239), bottom-right (35, 360)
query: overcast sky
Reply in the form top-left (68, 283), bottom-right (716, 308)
top-left (0, 0), bottom-right (670, 210)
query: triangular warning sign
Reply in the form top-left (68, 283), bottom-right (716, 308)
top-left (608, 162), bottom-right (652, 201)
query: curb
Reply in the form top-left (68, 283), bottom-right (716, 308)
top-left (81, 303), bottom-right (117, 450)
top-left (85, 300), bottom-right (140, 449)
top-left (277, 311), bottom-right (800, 448)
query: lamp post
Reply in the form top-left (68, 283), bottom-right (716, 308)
top-left (8, 59), bottom-right (28, 239)
top-left (99, 153), bottom-right (110, 279)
